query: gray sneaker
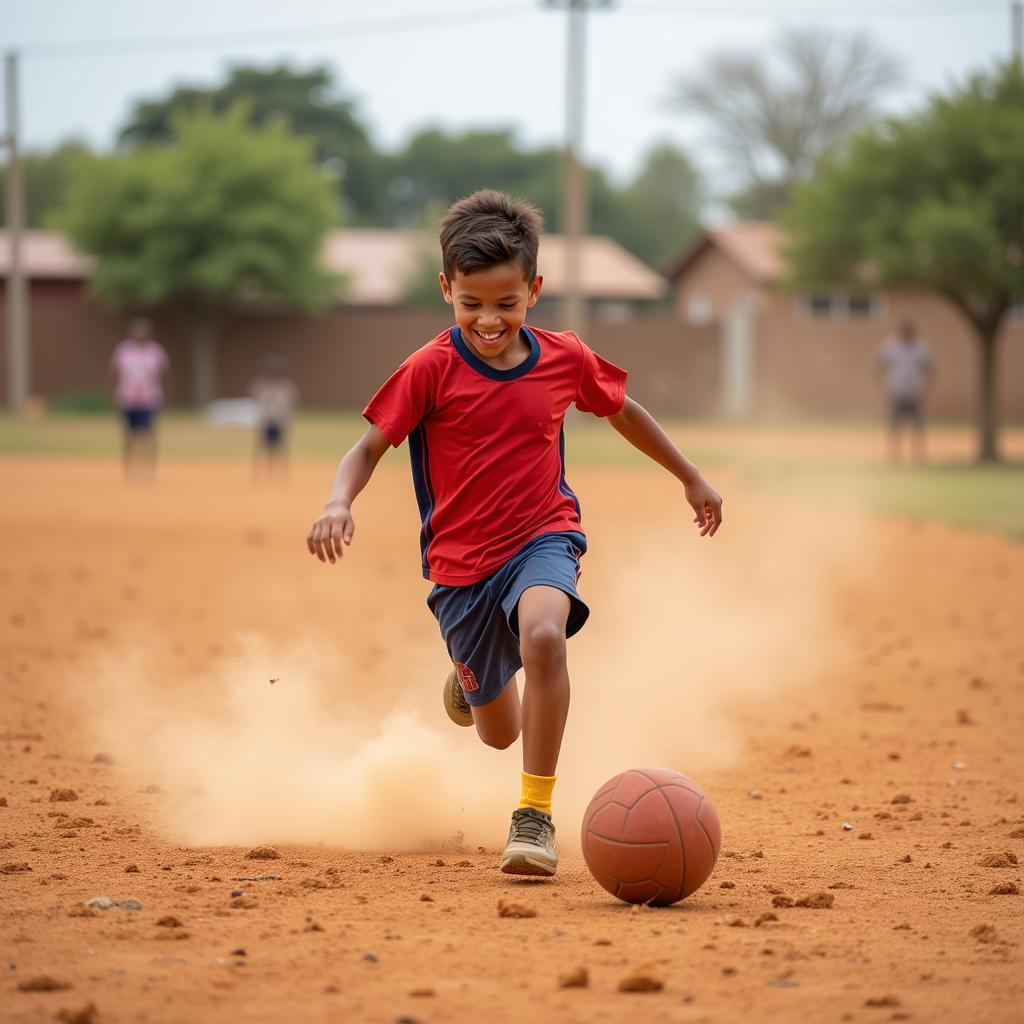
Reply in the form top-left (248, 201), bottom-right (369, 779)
top-left (500, 807), bottom-right (557, 877)
top-left (443, 667), bottom-right (473, 727)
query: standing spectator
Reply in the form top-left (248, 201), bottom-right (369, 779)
top-left (873, 320), bottom-right (934, 464)
top-left (249, 355), bottom-right (299, 480)
top-left (109, 317), bottom-right (170, 480)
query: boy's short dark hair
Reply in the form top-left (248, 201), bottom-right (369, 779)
top-left (439, 190), bottom-right (544, 283)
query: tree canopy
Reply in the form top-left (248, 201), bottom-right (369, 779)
top-left (783, 63), bottom-right (1024, 462)
top-left (0, 140), bottom-right (93, 228)
top-left (62, 106), bottom-right (338, 402)
top-left (119, 64), bottom-right (390, 223)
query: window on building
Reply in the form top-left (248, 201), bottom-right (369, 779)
top-left (800, 292), bottom-right (880, 320)
top-left (687, 293), bottom-right (713, 326)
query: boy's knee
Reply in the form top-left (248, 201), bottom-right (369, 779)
top-left (520, 619), bottom-right (566, 669)
top-left (478, 724), bottom-right (520, 750)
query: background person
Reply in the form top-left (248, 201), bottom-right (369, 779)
top-left (873, 320), bottom-right (934, 464)
top-left (248, 355), bottom-right (299, 481)
top-left (109, 317), bottom-right (170, 480)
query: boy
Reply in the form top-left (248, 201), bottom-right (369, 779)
top-left (873, 320), bottom-right (934, 464)
top-left (109, 317), bottom-right (170, 480)
top-left (307, 191), bottom-right (723, 877)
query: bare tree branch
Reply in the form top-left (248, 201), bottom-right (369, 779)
top-left (668, 28), bottom-right (902, 217)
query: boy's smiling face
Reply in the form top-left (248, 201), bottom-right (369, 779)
top-left (440, 260), bottom-right (543, 366)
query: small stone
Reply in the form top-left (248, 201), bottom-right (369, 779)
top-left (1, 861), bottom-right (32, 873)
top-left (86, 897), bottom-right (142, 910)
top-left (231, 948), bottom-right (246, 956)
top-left (17, 974), bottom-right (71, 991)
top-left (719, 881), bottom-right (736, 889)
top-left (617, 966), bottom-right (663, 992)
top-left (754, 912), bottom-right (778, 926)
top-left (747, 789), bottom-right (763, 800)
top-left (0, 796), bottom-right (7, 806)
top-left (724, 916), bottom-right (746, 927)
top-left (409, 987), bottom-right (435, 997)
top-left (124, 864), bottom-right (139, 873)
top-left (771, 895), bottom-right (793, 908)
top-left (245, 846), bottom-right (280, 860)
top-left (156, 915), bottom-right (183, 927)
top-left (858, 832), bottom-right (873, 840)
top-left (558, 966), bottom-right (589, 988)
top-left (898, 854), bottom-right (912, 863)
top-left (952, 761), bottom-right (966, 771)
top-left (989, 882), bottom-right (1020, 895)
top-left (49, 788), bottom-right (79, 803)
top-left (841, 821), bottom-right (854, 831)
top-left (419, 893), bottom-right (434, 902)
top-left (362, 953), bottom-right (378, 963)
top-left (865, 995), bottom-right (900, 1008)
top-left (498, 899), bottom-right (537, 919)
top-left (890, 794), bottom-right (913, 805)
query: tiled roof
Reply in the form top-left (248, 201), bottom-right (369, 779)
top-left (2, 228), bottom-right (666, 304)
top-left (666, 221), bottom-right (785, 285)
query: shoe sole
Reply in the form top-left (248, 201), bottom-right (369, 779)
top-left (500, 849), bottom-right (558, 877)
top-left (443, 669), bottom-right (474, 728)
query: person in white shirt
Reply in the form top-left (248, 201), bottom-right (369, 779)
top-left (249, 355), bottom-right (298, 480)
top-left (109, 317), bottom-right (170, 479)
top-left (873, 321), bottom-right (934, 464)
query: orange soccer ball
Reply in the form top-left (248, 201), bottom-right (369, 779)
top-left (581, 767), bottom-right (721, 905)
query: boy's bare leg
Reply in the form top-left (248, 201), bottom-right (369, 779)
top-left (471, 676), bottom-right (521, 750)
top-left (517, 585), bottom-right (571, 777)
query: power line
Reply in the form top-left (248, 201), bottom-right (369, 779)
top-left (627, 1), bottom-right (1003, 16)
top-left (16, 5), bottom-right (530, 59)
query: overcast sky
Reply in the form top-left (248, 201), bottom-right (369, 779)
top-left (1, 0), bottom-right (1014, 185)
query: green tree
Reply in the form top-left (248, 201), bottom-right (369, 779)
top-left (62, 106), bottom-right (337, 405)
top-left (0, 140), bottom-right (93, 228)
top-left (783, 63), bottom-right (1024, 463)
top-left (605, 143), bottom-right (702, 269)
top-left (118, 64), bottom-right (390, 224)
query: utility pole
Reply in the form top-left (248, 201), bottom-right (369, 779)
top-left (1014, 2), bottom-right (1023, 68)
top-left (3, 50), bottom-right (29, 412)
top-left (543, 1), bottom-right (614, 335)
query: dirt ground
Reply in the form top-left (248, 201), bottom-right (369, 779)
top-left (1, 452), bottom-right (1022, 1024)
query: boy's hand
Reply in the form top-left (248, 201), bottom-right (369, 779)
top-left (685, 478), bottom-right (723, 537)
top-left (307, 501), bottom-right (355, 564)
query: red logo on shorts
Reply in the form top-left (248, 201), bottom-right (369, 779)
top-left (455, 663), bottom-right (478, 692)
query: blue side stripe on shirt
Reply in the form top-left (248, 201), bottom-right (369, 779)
top-left (408, 423), bottom-right (436, 576)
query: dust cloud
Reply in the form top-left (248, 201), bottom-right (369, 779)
top-left (80, 489), bottom-right (879, 853)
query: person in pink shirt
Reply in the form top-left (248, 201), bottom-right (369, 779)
top-left (109, 317), bottom-right (170, 478)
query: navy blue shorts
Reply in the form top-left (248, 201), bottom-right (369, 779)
top-left (122, 408), bottom-right (155, 431)
top-left (890, 397), bottom-right (923, 429)
top-left (262, 422), bottom-right (284, 447)
top-left (427, 531), bottom-right (589, 707)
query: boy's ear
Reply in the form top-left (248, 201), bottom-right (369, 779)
top-left (439, 273), bottom-right (453, 305)
top-left (527, 274), bottom-right (543, 308)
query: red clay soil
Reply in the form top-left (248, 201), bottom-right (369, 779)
top-left (1, 457), bottom-right (1022, 1024)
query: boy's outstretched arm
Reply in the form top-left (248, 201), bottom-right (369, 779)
top-left (606, 396), bottom-right (724, 537)
top-left (306, 424), bottom-right (391, 563)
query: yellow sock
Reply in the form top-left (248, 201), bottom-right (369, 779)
top-left (520, 772), bottom-right (556, 816)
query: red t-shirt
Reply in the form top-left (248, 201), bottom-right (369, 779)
top-left (363, 325), bottom-right (627, 586)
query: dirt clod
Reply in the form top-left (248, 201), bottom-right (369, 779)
top-left (245, 846), bottom-right (280, 860)
top-left (156, 915), bottom-right (183, 927)
top-left (989, 882), bottom-right (1020, 895)
top-left (977, 851), bottom-right (1018, 868)
top-left (771, 895), bottom-right (793, 908)
top-left (49, 788), bottom-right (78, 802)
top-left (795, 892), bottom-right (834, 909)
top-left (618, 967), bottom-right (663, 993)
top-left (1, 861), bottom-right (32, 873)
top-left (969, 923), bottom-right (999, 944)
top-left (558, 966), bottom-right (589, 988)
top-left (56, 1002), bottom-right (98, 1024)
top-left (865, 995), bottom-right (900, 1008)
top-left (890, 794), bottom-right (913, 805)
top-left (17, 974), bottom-right (71, 992)
top-left (498, 899), bottom-right (537, 919)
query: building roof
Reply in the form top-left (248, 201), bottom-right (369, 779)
top-left (666, 221), bottom-right (785, 286)
top-left (2, 228), bottom-right (666, 305)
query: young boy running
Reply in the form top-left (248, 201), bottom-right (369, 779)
top-left (307, 191), bottom-right (723, 877)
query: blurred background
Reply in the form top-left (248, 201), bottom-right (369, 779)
top-left (1, 0), bottom-right (1022, 526)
